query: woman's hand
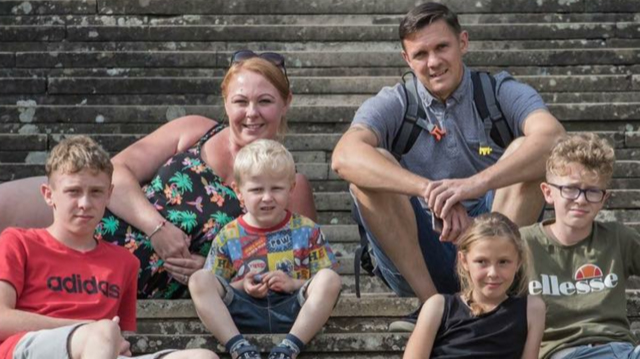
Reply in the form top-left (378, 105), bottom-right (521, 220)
top-left (243, 271), bottom-right (269, 298)
top-left (164, 254), bottom-right (206, 285)
top-left (150, 221), bottom-right (191, 260)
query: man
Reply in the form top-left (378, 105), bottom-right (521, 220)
top-left (331, 2), bottom-right (565, 331)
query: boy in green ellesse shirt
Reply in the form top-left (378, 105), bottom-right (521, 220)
top-left (520, 133), bottom-right (640, 359)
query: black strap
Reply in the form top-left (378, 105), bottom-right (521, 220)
top-left (471, 71), bottom-right (514, 148)
top-left (391, 72), bottom-right (424, 161)
top-left (352, 202), bottom-right (375, 298)
top-left (392, 70), bottom-right (513, 162)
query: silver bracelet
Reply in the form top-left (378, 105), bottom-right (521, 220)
top-left (148, 220), bottom-right (166, 239)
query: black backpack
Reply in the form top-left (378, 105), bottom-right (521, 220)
top-left (352, 70), bottom-right (514, 298)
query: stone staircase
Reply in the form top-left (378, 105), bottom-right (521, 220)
top-left (1, 0), bottom-right (640, 356)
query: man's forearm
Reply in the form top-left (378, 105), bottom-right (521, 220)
top-left (332, 131), bottom-right (428, 197)
top-left (475, 115), bottom-right (565, 190)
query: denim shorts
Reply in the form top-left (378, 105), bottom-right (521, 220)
top-left (12, 323), bottom-right (176, 359)
top-left (550, 342), bottom-right (640, 359)
top-left (352, 191), bottom-right (494, 297)
top-left (217, 276), bottom-right (310, 333)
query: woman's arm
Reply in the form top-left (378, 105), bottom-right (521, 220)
top-left (521, 295), bottom-right (546, 359)
top-left (403, 295), bottom-right (445, 359)
top-left (108, 115), bottom-right (216, 260)
top-left (290, 173), bottom-right (318, 222)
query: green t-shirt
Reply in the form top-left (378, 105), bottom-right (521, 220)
top-left (521, 220), bottom-right (640, 359)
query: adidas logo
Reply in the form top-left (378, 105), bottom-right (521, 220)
top-left (529, 264), bottom-right (619, 296)
top-left (47, 274), bottom-right (121, 299)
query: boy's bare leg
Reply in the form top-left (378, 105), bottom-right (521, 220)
top-left (68, 320), bottom-right (122, 359)
top-left (189, 269), bottom-right (240, 344)
top-left (162, 349), bottom-right (219, 359)
top-left (289, 269), bottom-right (342, 343)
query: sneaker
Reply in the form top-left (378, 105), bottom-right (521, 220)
top-left (231, 344), bottom-right (262, 359)
top-left (268, 345), bottom-right (296, 359)
top-left (388, 304), bottom-right (423, 332)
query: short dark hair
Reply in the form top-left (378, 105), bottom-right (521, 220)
top-left (399, 2), bottom-right (462, 44)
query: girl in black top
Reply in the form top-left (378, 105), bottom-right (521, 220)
top-left (404, 213), bottom-right (545, 359)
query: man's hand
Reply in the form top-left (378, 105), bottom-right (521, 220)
top-left (424, 177), bottom-right (486, 219)
top-left (243, 271), bottom-right (268, 298)
top-left (261, 271), bottom-right (296, 294)
top-left (164, 254), bottom-right (206, 285)
top-left (149, 221), bottom-right (191, 261)
top-left (439, 203), bottom-right (472, 243)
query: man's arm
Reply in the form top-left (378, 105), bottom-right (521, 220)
top-left (0, 281), bottom-right (85, 341)
top-left (427, 110), bottom-right (565, 218)
top-left (331, 124), bottom-right (430, 197)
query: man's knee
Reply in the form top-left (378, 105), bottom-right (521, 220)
top-left (499, 136), bottom-right (526, 160)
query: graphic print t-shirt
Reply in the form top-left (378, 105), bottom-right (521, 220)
top-left (205, 211), bottom-right (337, 282)
top-left (521, 220), bottom-right (640, 359)
top-left (0, 228), bottom-right (139, 359)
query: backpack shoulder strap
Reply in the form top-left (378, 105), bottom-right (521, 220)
top-left (471, 71), bottom-right (514, 148)
top-left (390, 71), bottom-right (424, 161)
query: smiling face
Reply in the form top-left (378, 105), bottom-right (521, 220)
top-left (542, 162), bottom-right (609, 236)
top-left (236, 171), bottom-right (295, 229)
top-left (42, 168), bottom-right (113, 242)
top-left (459, 236), bottom-right (520, 306)
top-left (401, 19), bottom-right (468, 102)
top-left (224, 69), bottom-right (291, 150)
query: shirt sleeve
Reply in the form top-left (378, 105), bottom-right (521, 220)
top-left (307, 223), bottom-right (338, 275)
top-left (0, 228), bottom-right (27, 297)
top-left (206, 232), bottom-right (235, 281)
top-left (351, 84), bottom-right (407, 150)
top-left (620, 224), bottom-right (640, 278)
top-left (117, 255), bottom-right (139, 332)
top-left (494, 71), bottom-right (548, 137)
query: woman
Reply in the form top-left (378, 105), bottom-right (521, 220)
top-left (0, 51), bottom-right (317, 299)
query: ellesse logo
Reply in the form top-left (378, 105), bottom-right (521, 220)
top-left (529, 264), bottom-right (618, 296)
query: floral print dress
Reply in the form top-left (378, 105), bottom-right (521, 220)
top-left (95, 123), bottom-right (243, 299)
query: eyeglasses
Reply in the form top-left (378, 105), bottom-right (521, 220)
top-left (230, 50), bottom-right (289, 83)
top-left (547, 183), bottom-right (607, 203)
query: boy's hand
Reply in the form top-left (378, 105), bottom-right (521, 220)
top-left (262, 271), bottom-right (295, 294)
top-left (243, 271), bottom-right (268, 298)
top-left (112, 317), bottom-right (132, 356)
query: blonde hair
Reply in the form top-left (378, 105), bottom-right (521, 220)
top-left (45, 135), bottom-right (113, 180)
top-left (221, 57), bottom-right (291, 136)
top-left (233, 139), bottom-right (295, 185)
top-left (547, 133), bottom-right (615, 186)
top-left (456, 212), bottom-right (531, 316)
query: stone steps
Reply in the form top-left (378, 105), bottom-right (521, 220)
top-left (11, 49), bottom-right (640, 68)
top-left (0, 74), bottom-right (634, 95)
top-left (4, 13), bottom-right (640, 26)
top-left (123, 293), bottom-right (640, 354)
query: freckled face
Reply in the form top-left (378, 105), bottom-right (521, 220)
top-left (224, 70), bottom-right (290, 148)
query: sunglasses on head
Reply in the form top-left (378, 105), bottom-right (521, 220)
top-left (230, 50), bottom-right (289, 83)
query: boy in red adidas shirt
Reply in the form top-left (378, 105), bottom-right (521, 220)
top-left (0, 136), bottom-right (217, 359)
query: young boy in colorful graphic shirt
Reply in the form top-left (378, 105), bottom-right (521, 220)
top-left (520, 133), bottom-right (640, 359)
top-left (189, 139), bottom-right (341, 359)
top-left (0, 136), bottom-right (218, 359)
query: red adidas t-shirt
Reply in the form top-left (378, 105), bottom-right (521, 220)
top-left (0, 228), bottom-right (139, 359)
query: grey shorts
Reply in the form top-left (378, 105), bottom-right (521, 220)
top-left (12, 323), bottom-right (177, 359)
